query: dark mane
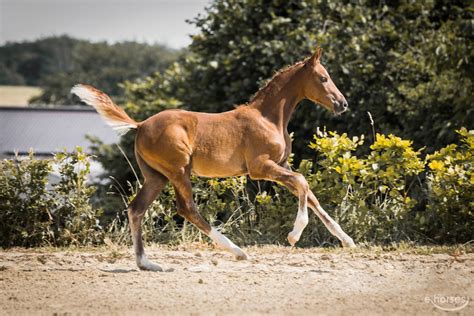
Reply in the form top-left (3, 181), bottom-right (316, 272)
top-left (249, 57), bottom-right (309, 103)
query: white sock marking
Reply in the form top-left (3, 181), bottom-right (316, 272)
top-left (209, 227), bottom-right (247, 259)
top-left (316, 205), bottom-right (356, 247)
top-left (137, 255), bottom-right (163, 271)
top-left (288, 194), bottom-right (309, 245)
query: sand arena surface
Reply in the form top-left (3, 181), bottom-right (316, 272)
top-left (0, 245), bottom-right (473, 315)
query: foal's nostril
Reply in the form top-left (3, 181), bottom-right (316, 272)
top-left (333, 99), bottom-right (348, 114)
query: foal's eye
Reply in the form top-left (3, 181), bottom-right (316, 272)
top-left (320, 76), bottom-right (328, 83)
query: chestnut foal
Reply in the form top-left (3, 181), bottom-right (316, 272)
top-left (72, 47), bottom-right (355, 271)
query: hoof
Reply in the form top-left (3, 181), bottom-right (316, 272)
top-left (341, 238), bottom-right (356, 248)
top-left (138, 262), bottom-right (163, 272)
top-left (234, 249), bottom-right (249, 261)
top-left (137, 256), bottom-right (163, 272)
top-left (287, 231), bottom-right (299, 247)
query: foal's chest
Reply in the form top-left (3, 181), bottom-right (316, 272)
top-left (260, 133), bottom-right (290, 165)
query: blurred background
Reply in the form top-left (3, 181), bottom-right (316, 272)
top-left (0, 0), bottom-right (207, 176)
top-left (0, 0), bottom-right (472, 248)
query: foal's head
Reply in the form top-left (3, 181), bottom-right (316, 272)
top-left (300, 47), bottom-right (348, 115)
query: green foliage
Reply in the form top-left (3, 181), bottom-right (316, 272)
top-left (0, 152), bottom-right (53, 247)
top-left (178, 0), bottom-right (473, 155)
top-left (0, 35), bottom-right (180, 105)
top-left (0, 36), bottom-right (77, 86)
top-left (0, 149), bottom-right (103, 247)
top-left (307, 130), bottom-right (424, 243)
top-left (50, 148), bottom-right (104, 246)
top-left (89, 0), bottom-right (472, 222)
top-left (121, 65), bottom-right (184, 121)
top-left (1, 130), bottom-right (472, 248)
top-left (420, 128), bottom-right (474, 242)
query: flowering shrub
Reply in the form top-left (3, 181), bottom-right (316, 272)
top-left (1, 129), bottom-right (472, 247)
top-left (420, 128), bottom-right (474, 242)
top-left (307, 130), bottom-right (424, 243)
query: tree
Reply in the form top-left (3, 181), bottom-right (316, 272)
top-left (177, 0), bottom-right (472, 156)
top-left (0, 36), bottom-right (77, 86)
top-left (0, 36), bottom-right (180, 105)
top-left (92, 0), bottom-right (472, 214)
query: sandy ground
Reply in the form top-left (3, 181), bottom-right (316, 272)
top-left (0, 244), bottom-right (473, 315)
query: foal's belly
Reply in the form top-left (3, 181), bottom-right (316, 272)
top-left (191, 154), bottom-right (248, 178)
top-left (190, 116), bottom-right (249, 178)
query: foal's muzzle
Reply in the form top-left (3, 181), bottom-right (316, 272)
top-left (333, 100), bottom-right (348, 114)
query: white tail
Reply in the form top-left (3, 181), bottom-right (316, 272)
top-left (71, 84), bottom-right (138, 135)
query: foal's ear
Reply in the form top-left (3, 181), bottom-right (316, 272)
top-left (308, 47), bottom-right (323, 66)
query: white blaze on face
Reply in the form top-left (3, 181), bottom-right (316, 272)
top-left (209, 227), bottom-right (248, 260)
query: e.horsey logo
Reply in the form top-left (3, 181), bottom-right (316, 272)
top-left (425, 295), bottom-right (470, 312)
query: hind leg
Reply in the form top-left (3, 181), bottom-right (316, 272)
top-left (128, 155), bottom-right (168, 271)
top-left (172, 167), bottom-right (248, 260)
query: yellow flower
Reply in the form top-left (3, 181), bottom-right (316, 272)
top-left (428, 160), bottom-right (445, 171)
top-left (256, 192), bottom-right (271, 205)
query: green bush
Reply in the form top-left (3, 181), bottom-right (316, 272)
top-left (307, 130), bottom-right (424, 244)
top-left (50, 149), bottom-right (104, 246)
top-left (178, 0), bottom-right (473, 155)
top-left (106, 130), bottom-right (427, 246)
top-left (0, 152), bottom-right (54, 247)
top-left (1, 130), bottom-right (472, 248)
top-left (92, 0), bottom-right (473, 203)
top-left (420, 128), bottom-right (474, 242)
top-left (0, 148), bottom-right (103, 247)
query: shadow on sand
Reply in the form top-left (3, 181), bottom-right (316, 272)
top-left (99, 268), bottom-right (138, 273)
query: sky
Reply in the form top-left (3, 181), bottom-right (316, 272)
top-left (0, 0), bottom-right (211, 48)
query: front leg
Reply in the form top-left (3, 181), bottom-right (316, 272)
top-left (287, 191), bottom-right (308, 246)
top-left (248, 158), bottom-right (355, 248)
top-left (248, 158), bottom-right (312, 246)
top-left (282, 159), bottom-right (309, 245)
top-left (307, 191), bottom-right (356, 247)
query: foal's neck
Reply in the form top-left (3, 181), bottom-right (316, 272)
top-left (249, 64), bottom-right (305, 131)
